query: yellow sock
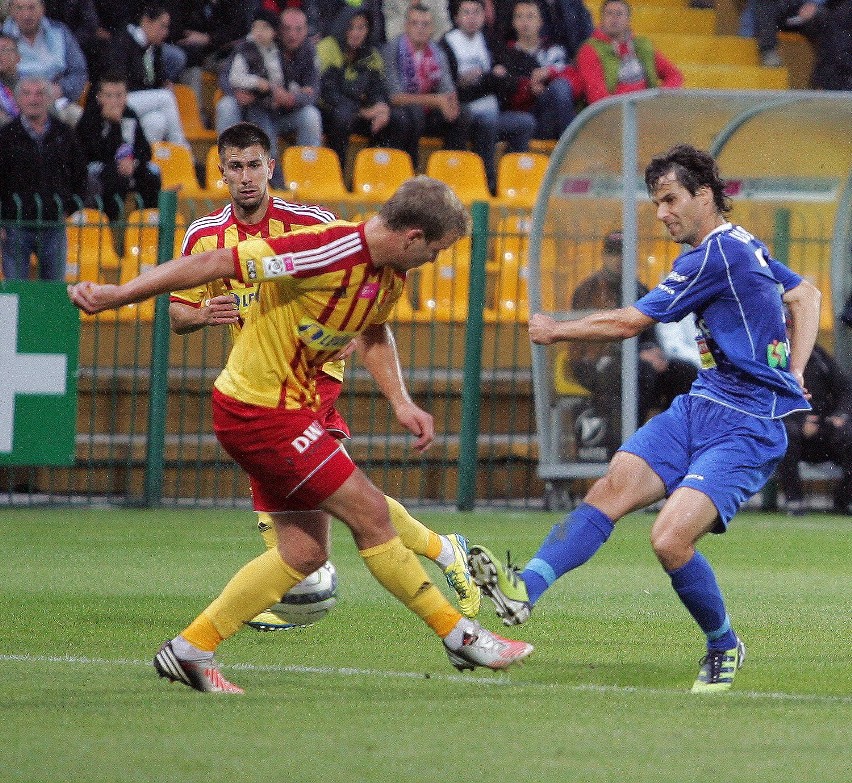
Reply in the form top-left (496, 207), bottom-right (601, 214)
top-left (360, 536), bottom-right (461, 638)
top-left (183, 549), bottom-right (307, 645)
top-left (257, 511), bottom-right (278, 550)
top-left (385, 495), bottom-right (442, 561)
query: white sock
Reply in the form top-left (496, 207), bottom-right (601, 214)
top-left (442, 617), bottom-right (476, 649)
top-left (434, 534), bottom-right (455, 570)
top-left (170, 635), bottom-right (213, 661)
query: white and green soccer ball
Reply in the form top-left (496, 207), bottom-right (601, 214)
top-left (268, 561), bottom-right (338, 627)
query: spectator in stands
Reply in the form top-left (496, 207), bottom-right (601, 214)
top-left (89, 2), bottom-right (185, 84)
top-left (2, 0), bottom-right (88, 125)
top-left (807, 0), bottom-right (852, 89)
top-left (108, 5), bottom-right (191, 148)
top-left (776, 341), bottom-right (852, 515)
top-left (227, 7), bottom-right (322, 187)
top-left (568, 230), bottom-right (697, 457)
top-left (575, 0), bottom-right (682, 105)
top-left (76, 73), bottom-right (161, 219)
top-left (441, 0), bottom-right (534, 194)
top-left (317, 7), bottom-right (414, 168)
top-left (383, 3), bottom-right (471, 170)
top-left (309, 0), bottom-right (385, 44)
top-left (42, 0), bottom-right (99, 74)
top-left (384, 0), bottom-right (452, 44)
top-left (499, 0), bottom-right (577, 140)
top-left (0, 75), bottom-right (86, 281)
top-left (494, 0), bottom-right (592, 61)
top-left (0, 32), bottom-right (20, 125)
top-left (162, 1), bottom-right (250, 103)
top-left (753, 0), bottom-right (826, 67)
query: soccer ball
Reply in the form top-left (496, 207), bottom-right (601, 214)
top-left (267, 561), bottom-right (338, 627)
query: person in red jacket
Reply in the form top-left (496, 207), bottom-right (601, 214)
top-left (576, 0), bottom-right (682, 105)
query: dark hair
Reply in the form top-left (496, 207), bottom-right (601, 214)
top-left (644, 144), bottom-right (732, 215)
top-left (97, 71), bottom-right (128, 88)
top-left (141, 4), bottom-right (169, 23)
top-left (217, 122), bottom-right (272, 156)
top-left (380, 176), bottom-right (469, 242)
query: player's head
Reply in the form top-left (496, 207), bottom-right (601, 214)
top-left (379, 176), bottom-right (470, 269)
top-left (645, 144), bottom-right (731, 215)
top-left (645, 145), bottom-right (731, 247)
top-left (217, 122), bottom-right (274, 213)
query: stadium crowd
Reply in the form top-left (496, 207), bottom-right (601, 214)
top-left (0, 0), bottom-right (847, 242)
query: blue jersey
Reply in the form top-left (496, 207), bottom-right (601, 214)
top-left (635, 223), bottom-right (809, 419)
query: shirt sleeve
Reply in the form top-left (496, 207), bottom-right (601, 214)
top-left (635, 248), bottom-right (728, 323)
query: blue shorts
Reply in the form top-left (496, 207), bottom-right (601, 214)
top-left (620, 395), bottom-right (788, 531)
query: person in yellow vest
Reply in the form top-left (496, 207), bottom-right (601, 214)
top-left (575, 0), bottom-right (682, 105)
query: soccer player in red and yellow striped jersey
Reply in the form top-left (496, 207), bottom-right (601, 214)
top-left (71, 174), bottom-right (535, 690)
top-left (167, 123), bottom-right (480, 634)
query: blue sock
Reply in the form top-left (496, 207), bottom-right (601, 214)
top-left (521, 503), bottom-right (615, 604)
top-left (668, 552), bottom-right (737, 651)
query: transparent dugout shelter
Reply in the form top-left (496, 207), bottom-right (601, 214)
top-left (528, 90), bottom-right (852, 506)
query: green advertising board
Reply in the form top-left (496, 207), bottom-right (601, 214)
top-left (0, 282), bottom-right (80, 466)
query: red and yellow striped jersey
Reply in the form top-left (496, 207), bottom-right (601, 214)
top-left (169, 196), bottom-right (345, 381)
top-left (214, 221), bottom-right (405, 410)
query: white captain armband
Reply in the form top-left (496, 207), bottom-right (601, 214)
top-left (258, 253), bottom-right (296, 279)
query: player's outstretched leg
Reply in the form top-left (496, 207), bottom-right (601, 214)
top-left (469, 503), bottom-right (615, 625)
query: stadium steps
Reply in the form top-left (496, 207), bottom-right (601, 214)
top-left (628, 1), bottom-right (790, 89)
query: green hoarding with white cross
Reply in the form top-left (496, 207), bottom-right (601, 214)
top-left (0, 282), bottom-right (79, 466)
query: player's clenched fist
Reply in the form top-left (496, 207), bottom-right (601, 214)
top-left (528, 313), bottom-right (559, 345)
top-left (68, 282), bottom-right (122, 315)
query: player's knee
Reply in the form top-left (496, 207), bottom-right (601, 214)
top-left (649, 526), bottom-right (688, 569)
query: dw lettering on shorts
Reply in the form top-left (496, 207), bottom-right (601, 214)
top-left (291, 421), bottom-right (325, 453)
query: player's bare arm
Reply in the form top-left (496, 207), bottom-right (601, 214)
top-left (169, 296), bottom-right (240, 335)
top-left (69, 248), bottom-right (236, 314)
top-left (528, 306), bottom-right (656, 345)
top-left (783, 279), bottom-right (822, 394)
top-left (356, 324), bottom-right (435, 453)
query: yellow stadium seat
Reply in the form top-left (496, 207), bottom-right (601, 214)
top-left (352, 147), bottom-right (414, 201)
top-left (679, 63), bottom-right (790, 89)
top-left (648, 33), bottom-right (760, 66)
top-left (497, 152), bottom-right (549, 208)
top-left (65, 208), bottom-right (120, 283)
top-left (282, 145), bottom-right (351, 202)
top-left (426, 150), bottom-right (491, 204)
top-left (528, 139), bottom-right (555, 155)
top-left (486, 214), bottom-right (533, 322)
top-left (171, 83), bottom-right (216, 144)
top-left (204, 146), bottom-right (229, 195)
top-left (409, 238), bottom-right (472, 321)
top-left (151, 141), bottom-right (207, 198)
top-left (630, 7), bottom-right (716, 35)
top-left (122, 208), bottom-right (186, 266)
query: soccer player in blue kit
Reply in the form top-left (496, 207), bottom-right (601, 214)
top-left (468, 144), bottom-right (822, 692)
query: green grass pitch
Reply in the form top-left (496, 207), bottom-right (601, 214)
top-left (1, 507), bottom-right (849, 783)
